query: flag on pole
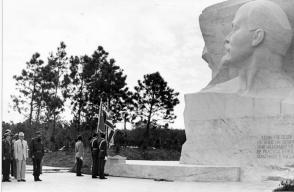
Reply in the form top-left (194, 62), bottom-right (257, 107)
top-left (97, 100), bottom-right (106, 133)
top-left (96, 97), bottom-right (115, 145)
top-left (105, 116), bottom-right (115, 145)
top-left (108, 129), bottom-right (115, 146)
top-left (109, 129), bottom-right (119, 146)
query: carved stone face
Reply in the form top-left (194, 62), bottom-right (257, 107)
top-left (220, 6), bottom-right (254, 68)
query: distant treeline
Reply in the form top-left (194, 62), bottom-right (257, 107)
top-left (2, 120), bottom-right (185, 152)
top-left (9, 42), bottom-right (180, 149)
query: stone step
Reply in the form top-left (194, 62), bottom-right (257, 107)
top-left (105, 157), bottom-right (241, 182)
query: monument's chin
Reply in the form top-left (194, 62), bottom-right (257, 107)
top-left (180, 92), bottom-right (294, 175)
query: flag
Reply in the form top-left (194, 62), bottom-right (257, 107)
top-left (96, 98), bottom-right (115, 144)
top-left (105, 120), bottom-right (114, 129)
top-left (105, 117), bottom-right (115, 145)
top-left (97, 100), bottom-right (106, 133)
top-left (108, 129), bottom-right (115, 146)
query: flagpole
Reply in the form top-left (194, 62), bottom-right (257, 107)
top-left (106, 97), bottom-right (110, 148)
top-left (96, 99), bottom-right (103, 133)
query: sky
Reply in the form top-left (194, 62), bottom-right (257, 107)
top-left (2, 0), bottom-right (225, 129)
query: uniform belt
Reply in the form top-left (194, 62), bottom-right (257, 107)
top-left (92, 148), bottom-right (98, 150)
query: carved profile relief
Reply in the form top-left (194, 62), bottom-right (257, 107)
top-left (201, 0), bottom-right (294, 100)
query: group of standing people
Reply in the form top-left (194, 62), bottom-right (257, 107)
top-left (74, 132), bottom-right (107, 179)
top-left (2, 130), bottom-right (44, 182)
top-left (3, 129), bottom-right (108, 182)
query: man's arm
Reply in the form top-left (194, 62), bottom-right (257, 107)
top-left (29, 139), bottom-right (35, 158)
top-left (81, 142), bottom-right (85, 158)
top-left (75, 142), bottom-right (78, 154)
top-left (14, 141), bottom-right (18, 160)
top-left (41, 142), bottom-right (44, 157)
top-left (25, 141), bottom-right (29, 158)
top-left (99, 140), bottom-right (107, 158)
top-left (2, 141), bottom-right (6, 160)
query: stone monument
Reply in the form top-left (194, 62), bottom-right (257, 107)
top-left (180, 0), bottom-right (294, 180)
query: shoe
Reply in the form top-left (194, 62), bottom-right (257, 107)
top-left (17, 180), bottom-right (21, 182)
top-left (2, 179), bottom-right (11, 182)
top-left (99, 177), bottom-right (107, 179)
top-left (36, 178), bottom-right (42, 181)
top-left (76, 174), bottom-right (84, 177)
top-left (92, 176), bottom-right (98, 178)
top-left (21, 179), bottom-right (26, 182)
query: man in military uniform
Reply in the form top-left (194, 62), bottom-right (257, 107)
top-left (2, 132), bottom-right (12, 182)
top-left (29, 131), bottom-right (44, 181)
top-left (98, 132), bottom-right (107, 179)
top-left (90, 133), bottom-right (99, 178)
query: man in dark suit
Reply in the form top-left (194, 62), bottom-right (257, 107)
top-left (98, 132), bottom-right (107, 179)
top-left (2, 133), bottom-right (12, 182)
top-left (90, 133), bottom-right (99, 178)
top-left (29, 131), bottom-right (44, 181)
top-left (11, 133), bottom-right (18, 179)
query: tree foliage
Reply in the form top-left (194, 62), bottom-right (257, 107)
top-left (132, 72), bottom-right (180, 143)
top-left (83, 46), bottom-right (132, 126)
top-left (67, 55), bottom-right (89, 133)
top-left (42, 42), bottom-right (70, 140)
top-left (12, 52), bottom-right (44, 127)
top-left (10, 42), bottom-right (182, 151)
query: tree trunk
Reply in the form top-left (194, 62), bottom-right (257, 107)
top-left (52, 69), bottom-right (59, 142)
top-left (124, 114), bottom-right (127, 131)
top-left (29, 81), bottom-right (36, 129)
top-left (144, 105), bottom-right (153, 148)
top-left (77, 81), bottom-right (84, 134)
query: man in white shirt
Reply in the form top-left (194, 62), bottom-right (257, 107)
top-left (14, 132), bottom-right (28, 182)
top-left (75, 135), bottom-right (84, 176)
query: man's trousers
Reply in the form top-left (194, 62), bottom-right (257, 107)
top-left (2, 159), bottom-right (10, 181)
top-left (33, 158), bottom-right (42, 179)
top-left (92, 154), bottom-right (99, 177)
top-left (98, 159), bottom-right (106, 178)
top-left (76, 157), bottom-right (83, 176)
top-left (16, 159), bottom-right (26, 180)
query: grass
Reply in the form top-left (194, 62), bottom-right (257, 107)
top-left (32, 146), bottom-right (181, 174)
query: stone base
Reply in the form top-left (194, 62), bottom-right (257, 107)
top-left (181, 92), bottom-right (294, 166)
top-left (105, 158), bottom-right (240, 182)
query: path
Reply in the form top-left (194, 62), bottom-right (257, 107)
top-left (2, 169), bottom-right (280, 192)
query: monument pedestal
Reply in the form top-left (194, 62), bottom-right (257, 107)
top-left (180, 92), bottom-right (294, 181)
top-left (105, 158), bottom-right (241, 182)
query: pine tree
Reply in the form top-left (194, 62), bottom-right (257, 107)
top-left (132, 72), bottom-right (180, 147)
top-left (12, 52), bottom-right (44, 128)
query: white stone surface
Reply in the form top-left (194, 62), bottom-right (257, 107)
top-left (200, 0), bottom-right (294, 85)
top-left (1, 172), bottom-right (280, 192)
top-left (180, 92), bottom-right (294, 180)
top-left (180, 0), bottom-right (294, 181)
top-left (105, 160), bottom-right (240, 182)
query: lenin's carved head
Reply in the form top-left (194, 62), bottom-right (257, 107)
top-left (221, 0), bottom-right (293, 68)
